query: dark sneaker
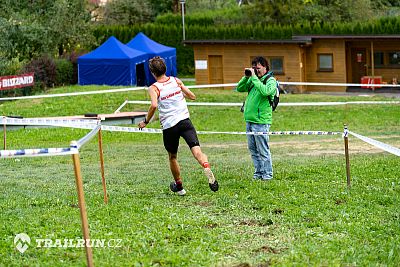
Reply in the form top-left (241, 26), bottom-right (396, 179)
top-left (170, 181), bottom-right (186, 196)
top-left (204, 168), bottom-right (219, 192)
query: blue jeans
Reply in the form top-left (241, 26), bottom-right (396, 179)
top-left (246, 122), bottom-right (273, 180)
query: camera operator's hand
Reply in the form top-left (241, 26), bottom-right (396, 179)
top-left (244, 68), bottom-right (255, 77)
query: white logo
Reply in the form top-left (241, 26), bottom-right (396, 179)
top-left (14, 233), bottom-right (31, 253)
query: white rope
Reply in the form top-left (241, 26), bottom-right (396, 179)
top-left (349, 131), bottom-right (400, 157)
top-left (0, 81), bottom-right (398, 102)
top-left (0, 86), bottom-right (146, 101)
top-left (280, 81), bottom-right (400, 88)
top-left (125, 100), bottom-right (400, 107)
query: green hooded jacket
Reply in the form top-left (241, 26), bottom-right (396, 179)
top-left (236, 72), bottom-right (277, 124)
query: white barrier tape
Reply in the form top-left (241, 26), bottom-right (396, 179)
top-left (101, 125), bottom-right (340, 136)
top-left (349, 131), bottom-right (400, 157)
top-left (102, 125), bottom-right (162, 134)
top-left (197, 130), bottom-right (342, 136)
top-left (1, 81), bottom-right (398, 102)
top-left (279, 101), bottom-right (400, 106)
top-left (280, 81), bottom-right (400, 88)
top-left (76, 125), bottom-right (101, 149)
top-left (0, 147), bottom-right (78, 158)
top-left (0, 116), bottom-right (99, 126)
top-left (343, 128), bottom-right (349, 138)
top-left (0, 86), bottom-right (146, 102)
top-left (125, 100), bottom-right (400, 107)
top-left (187, 83), bottom-right (237, 89)
top-left (188, 82), bottom-right (400, 88)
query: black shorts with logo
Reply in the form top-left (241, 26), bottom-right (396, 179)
top-left (162, 118), bottom-right (200, 154)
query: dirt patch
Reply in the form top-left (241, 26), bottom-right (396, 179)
top-left (194, 201), bottom-right (212, 207)
top-left (253, 245), bottom-right (285, 254)
top-left (203, 135), bottom-right (399, 157)
top-left (239, 219), bottom-right (273, 227)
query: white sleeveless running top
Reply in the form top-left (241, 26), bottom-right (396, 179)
top-left (153, 77), bottom-right (189, 130)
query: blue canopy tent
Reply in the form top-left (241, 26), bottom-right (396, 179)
top-left (126, 32), bottom-right (177, 85)
top-left (78, 36), bottom-right (148, 86)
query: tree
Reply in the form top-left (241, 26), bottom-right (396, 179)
top-left (0, 0), bottom-right (94, 60)
top-left (240, 0), bottom-right (374, 25)
top-left (47, 0), bottom-right (95, 56)
top-left (102, 0), bottom-right (154, 25)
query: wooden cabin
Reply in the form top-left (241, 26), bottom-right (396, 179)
top-left (185, 35), bottom-right (400, 92)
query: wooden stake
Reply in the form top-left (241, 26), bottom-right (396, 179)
top-left (343, 124), bottom-right (351, 188)
top-left (98, 129), bottom-right (108, 204)
top-left (72, 153), bottom-right (94, 267)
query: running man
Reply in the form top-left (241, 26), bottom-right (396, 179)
top-left (138, 56), bottom-right (218, 195)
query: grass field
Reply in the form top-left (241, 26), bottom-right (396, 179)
top-left (0, 85), bottom-right (399, 266)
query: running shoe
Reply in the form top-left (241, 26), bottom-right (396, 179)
top-left (204, 168), bottom-right (219, 192)
top-left (170, 181), bottom-right (186, 196)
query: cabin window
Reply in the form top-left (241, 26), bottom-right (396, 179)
top-left (317, 54), bottom-right (333, 72)
top-left (269, 57), bottom-right (284, 74)
top-left (388, 51), bottom-right (400, 65)
top-left (373, 52), bottom-right (384, 66)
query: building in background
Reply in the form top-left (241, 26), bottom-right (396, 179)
top-left (185, 35), bottom-right (400, 92)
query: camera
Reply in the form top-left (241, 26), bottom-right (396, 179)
top-left (244, 67), bottom-right (256, 77)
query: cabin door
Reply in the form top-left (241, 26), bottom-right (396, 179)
top-left (351, 48), bottom-right (367, 83)
top-left (208, 55), bottom-right (223, 84)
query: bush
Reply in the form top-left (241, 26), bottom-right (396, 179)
top-left (61, 51), bottom-right (83, 85)
top-left (23, 55), bottom-right (57, 93)
top-left (55, 59), bottom-right (73, 86)
top-left (0, 58), bottom-right (26, 76)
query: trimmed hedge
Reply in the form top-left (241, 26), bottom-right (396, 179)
top-left (93, 16), bottom-right (400, 75)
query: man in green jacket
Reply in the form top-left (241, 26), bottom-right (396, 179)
top-left (236, 56), bottom-right (276, 180)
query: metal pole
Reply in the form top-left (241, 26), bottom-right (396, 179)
top-left (343, 124), bottom-right (351, 188)
top-left (72, 151), bottom-right (94, 267)
top-left (180, 0), bottom-right (186, 41)
top-left (3, 122), bottom-right (6, 150)
top-left (98, 129), bottom-right (108, 204)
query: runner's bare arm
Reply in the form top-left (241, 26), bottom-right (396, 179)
top-left (176, 78), bottom-right (196, 100)
top-left (138, 85), bottom-right (158, 128)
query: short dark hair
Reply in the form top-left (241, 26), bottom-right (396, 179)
top-left (251, 56), bottom-right (270, 72)
top-left (149, 56), bottom-right (166, 77)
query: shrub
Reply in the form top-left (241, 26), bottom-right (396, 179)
top-left (23, 55), bottom-right (57, 93)
top-left (0, 58), bottom-right (26, 76)
top-left (55, 59), bottom-right (73, 86)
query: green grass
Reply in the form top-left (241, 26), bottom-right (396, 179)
top-left (0, 85), bottom-right (399, 266)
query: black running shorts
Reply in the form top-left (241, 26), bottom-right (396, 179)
top-left (162, 118), bottom-right (200, 154)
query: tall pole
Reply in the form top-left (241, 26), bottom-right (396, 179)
top-left (180, 0), bottom-right (186, 41)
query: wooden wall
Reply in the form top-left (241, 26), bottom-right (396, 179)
top-left (192, 43), bottom-right (304, 91)
top-left (191, 39), bottom-right (400, 92)
top-left (305, 39), bottom-right (347, 92)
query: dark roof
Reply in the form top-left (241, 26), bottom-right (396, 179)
top-left (183, 39), bottom-right (311, 45)
top-left (292, 34), bottom-right (400, 41)
top-left (184, 35), bottom-right (400, 45)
